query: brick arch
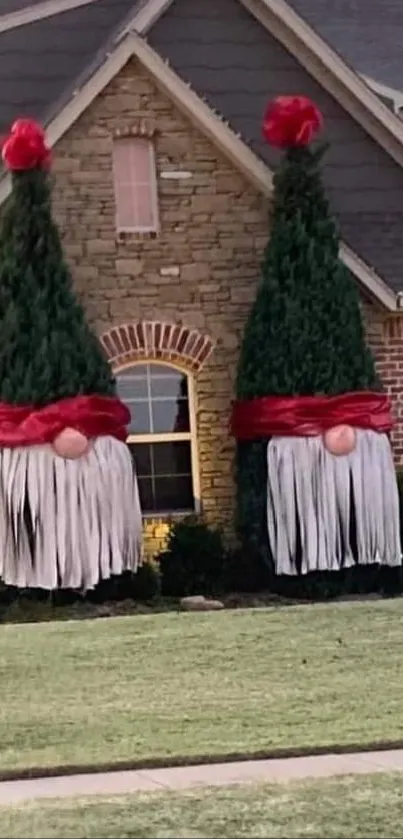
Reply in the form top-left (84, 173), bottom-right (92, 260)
top-left (100, 320), bottom-right (215, 373)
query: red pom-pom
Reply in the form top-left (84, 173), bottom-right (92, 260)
top-left (262, 95), bottom-right (323, 148)
top-left (1, 118), bottom-right (51, 171)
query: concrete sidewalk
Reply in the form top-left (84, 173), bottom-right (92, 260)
top-left (1, 749), bottom-right (403, 805)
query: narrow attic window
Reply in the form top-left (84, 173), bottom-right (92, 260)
top-left (112, 138), bottom-right (159, 234)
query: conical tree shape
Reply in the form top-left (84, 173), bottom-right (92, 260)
top-left (234, 98), bottom-right (400, 590)
top-left (0, 169), bottom-right (114, 405)
top-left (237, 145), bottom-right (378, 400)
top-left (0, 120), bottom-right (142, 591)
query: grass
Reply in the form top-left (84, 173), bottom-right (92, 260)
top-left (1, 774), bottom-right (403, 837)
top-left (1, 600), bottom-right (403, 774)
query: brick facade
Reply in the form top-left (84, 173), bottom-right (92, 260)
top-left (375, 315), bottom-right (403, 463)
top-left (50, 57), bottom-right (403, 556)
top-left (101, 321), bottom-right (215, 373)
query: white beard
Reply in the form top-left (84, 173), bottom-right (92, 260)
top-left (0, 436), bottom-right (143, 590)
top-left (267, 429), bottom-right (401, 575)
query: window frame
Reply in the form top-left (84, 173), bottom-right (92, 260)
top-left (112, 137), bottom-right (159, 235)
top-left (117, 360), bottom-right (201, 517)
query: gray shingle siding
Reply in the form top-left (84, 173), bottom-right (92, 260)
top-left (0, 0), bottom-right (136, 131)
top-left (1, 0), bottom-right (45, 13)
top-left (150, 0), bottom-right (403, 292)
top-left (287, 0), bottom-right (403, 94)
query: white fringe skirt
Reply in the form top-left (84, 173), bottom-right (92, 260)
top-left (0, 436), bottom-right (143, 590)
top-left (267, 429), bottom-right (401, 575)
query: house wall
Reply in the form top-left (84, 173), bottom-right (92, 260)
top-left (52, 58), bottom-right (269, 554)
top-left (149, 0), bottom-right (403, 295)
top-left (51, 57), bottom-right (403, 557)
top-left (365, 304), bottom-right (403, 465)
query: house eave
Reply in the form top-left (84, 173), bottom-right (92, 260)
top-left (239, 0), bottom-right (403, 175)
top-left (361, 75), bottom-right (403, 116)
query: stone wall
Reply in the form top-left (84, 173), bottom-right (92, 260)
top-left (50, 56), bottom-right (403, 556)
top-left (52, 57), bottom-right (268, 552)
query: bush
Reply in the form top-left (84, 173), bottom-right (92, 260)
top-left (86, 562), bottom-right (161, 604)
top-left (158, 516), bottom-right (227, 598)
top-left (223, 547), bottom-right (271, 593)
top-left (131, 561), bottom-right (161, 602)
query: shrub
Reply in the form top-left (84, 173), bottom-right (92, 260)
top-left (223, 547), bottom-right (271, 593)
top-left (131, 560), bottom-right (161, 602)
top-left (158, 516), bottom-right (227, 598)
top-left (86, 562), bottom-right (161, 604)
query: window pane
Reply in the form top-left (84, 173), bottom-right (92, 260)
top-left (130, 442), bottom-right (192, 477)
top-left (117, 366), bottom-right (191, 433)
top-left (148, 364), bottom-right (174, 377)
top-left (136, 184), bottom-right (155, 229)
top-left (151, 398), bottom-right (190, 433)
top-left (112, 141), bottom-right (131, 182)
top-left (113, 139), bottom-right (157, 233)
top-left (129, 444), bottom-right (151, 477)
top-left (150, 371), bottom-right (188, 399)
top-left (172, 399), bottom-right (190, 433)
top-left (154, 476), bottom-right (194, 512)
top-left (129, 139), bottom-right (151, 181)
top-left (128, 401), bottom-right (151, 434)
top-left (115, 185), bottom-right (135, 229)
top-left (117, 374), bottom-right (148, 400)
top-left (152, 441), bottom-right (192, 476)
top-left (129, 442), bottom-right (194, 514)
top-left (120, 364), bottom-right (149, 378)
top-left (137, 477), bottom-right (153, 512)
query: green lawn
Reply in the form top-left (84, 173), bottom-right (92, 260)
top-left (1, 600), bottom-right (403, 774)
top-left (1, 774), bottom-right (403, 838)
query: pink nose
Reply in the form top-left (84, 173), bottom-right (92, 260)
top-left (52, 428), bottom-right (90, 459)
top-left (323, 424), bottom-right (356, 456)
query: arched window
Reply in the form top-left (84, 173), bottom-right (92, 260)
top-left (116, 362), bottom-right (199, 515)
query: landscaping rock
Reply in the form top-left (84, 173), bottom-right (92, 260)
top-left (204, 599), bottom-right (225, 610)
top-left (180, 596), bottom-right (206, 606)
top-left (180, 596), bottom-right (224, 611)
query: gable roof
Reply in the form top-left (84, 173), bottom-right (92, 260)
top-left (0, 0), bottom-right (139, 131)
top-left (123, 0), bottom-right (403, 139)
top-left (0, 0), bottom-right (400, 310)
top-left (1, 0), bottom-right (45, 14)
top-left (285, 0), bottom-right (403, 114)
top-left (0, 24), bottom-right (396, 312)
top-left (0, 0), bottom-right (111, 33)
top-left (239, 0), bottom-right (403, 171)
top-left (5, 0), bottom-right (403, 146)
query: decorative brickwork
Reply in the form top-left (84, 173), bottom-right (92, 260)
top-left (101, 321), bottom-right (215, 372)
top-left (113, 121), bottom-right (157, 139)
top-left (383, 316), bottom-right (403, 340)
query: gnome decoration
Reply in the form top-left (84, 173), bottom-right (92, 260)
top-left (232, 96), bottom-right (401, 577)
top-left (0, 119), bottom-right (143, 590)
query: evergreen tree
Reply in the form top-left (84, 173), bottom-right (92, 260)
top-left (0, 168), bottom-right (114, 406)
top-left (233, 96), bottom-right (399, 591)
top-left (0, 118), bottom-right (142, 591)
